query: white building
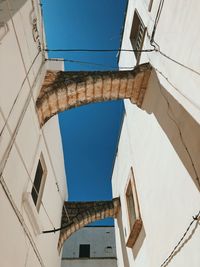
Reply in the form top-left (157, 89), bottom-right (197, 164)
top-left (1, 0), bottom-right (200, 266)
top-left (0, 0), bottom-right (67, 266)
top-left (112, 0), bottom-right (200, 267)
top-left (61, 226), bottom-right (117, 267)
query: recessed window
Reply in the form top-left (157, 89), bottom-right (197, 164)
top-left (130, 10), bottom-right (146, 64)
top-left (31, 154), bottom-right (47, 211)
top-left (79, 244), bottom-right (90, 258)
top-left (125, 168), bottom-right (142, 248)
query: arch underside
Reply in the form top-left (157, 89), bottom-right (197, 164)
top-left (58, 198), bottom-right (120, 252)
top-left (36, 63), bottom-right (152, 126)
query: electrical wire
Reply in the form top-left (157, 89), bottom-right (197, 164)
top-left (157, 50), bottom-right (200, 77)
top-left (45, 48), bottom-right (155, 53)
top-left (0, 50), bottom-right (41, 138)
top-left (149, 0), bottom-right (200, 77)
top-left (154, 67), bottom-right (200, 112)
top-left (1, 0), bottom-right (58, 233)
top-left (150, 0), bottom-right (165, 45)
top-left (160, 211), bottom-right (200, 267)
top-left (46, 58), bottom-right (135, 70)
top-left (154, 65), bottom-right (200, 188)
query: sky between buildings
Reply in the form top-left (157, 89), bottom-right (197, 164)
top-left (42, 0), bottom-right (127, 225)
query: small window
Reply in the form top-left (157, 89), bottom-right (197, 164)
top-left (31, 154), bottom-right (47, 211)
top-left (79, 244), bottom-right (90, 258)
top-left (104, 246), bottom-right (113, 254)
top-left (130, 10), bottom-right (146, 64)
top-left (125, 168), bottom-right (142, 248)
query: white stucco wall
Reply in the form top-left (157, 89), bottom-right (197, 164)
top-left (112, 99), bottom-right (200, 266)
top-left (0, 1), bottom-right (67, 266)
top-left (113, 2), bottom-right (200, 266)
top-left (61, 258), bottom-right (117, 267)
top-left (119, 0), bottom-right (200, 124)
top-left (62, 226), bottom-right (117, 267)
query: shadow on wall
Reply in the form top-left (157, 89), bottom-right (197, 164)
top-left (117, 210), bottom-right (146, 264)
top-left (0, 0), bottom-right (28, 24)
top-left (142, 70), bottom-right (200, 191)
top-left (132, 226), bottom-right (146, 259)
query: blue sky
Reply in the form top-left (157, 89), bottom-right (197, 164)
top-left (42, 0), bottom-right (127, 225)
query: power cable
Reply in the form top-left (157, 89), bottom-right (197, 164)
top-left (154, 65), bottom-right (200, 188)
top-left (160, 211), bottom-right (200, 267)
top-left (0, 50), bottom-right (41, 138)
top-left (157, 50), bottom-right (200, 77)
top-left (150, 0), bottom-right (165, 45)
top-left (154, 67), bottom-right (200, 112)
top-left (148, 0), bottom-right (200, 77)
top-left (46, 58), bottom-right (135, 70)
top-left (45, 48), bottom-right (155, 53)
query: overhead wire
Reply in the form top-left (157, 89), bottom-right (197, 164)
top-left (34, 3), bottom-right (71, 225)
top-left (149, 0), bottom-right (200, 77)
top-left (1, 0), bottom-right (56, 229)
top-left (1, 0), bottom-right (68, 233)
top-left (45, 48), bottom-right (155, 53)
top-left (160, 211), bottom-right (200, 267)
top-left (0, 50), bottom-right (41, 138)
top-left (46, 57), bottom-right (135, 70)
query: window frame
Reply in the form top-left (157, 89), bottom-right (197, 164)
top-left (125, 167), bottom-right (142, 248)
top-left (130, 9), bottom-right (147, 65)
top-left (31, 153), bottom-right (47, 212)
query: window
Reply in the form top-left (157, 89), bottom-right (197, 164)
top-left (125, 168), bottom-right (142, 248)
top-left (79, 244), bottom-right (90, 258)
top-left (31, 154), bottom-right (47, 211)
top-left (130, 10), bottom-right (146, 64)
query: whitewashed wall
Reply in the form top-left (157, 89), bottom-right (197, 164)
top-left (119, 0), bottom-right (200, 124)
top-left (0, 1), bottom-right (67, 266)
top-left (62, 226), bottom-right (117, 267)
top-left (113, 1), bottom-right (200, 266)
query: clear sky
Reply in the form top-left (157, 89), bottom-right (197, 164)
top-left (42, 0), bottom-right (127, 225)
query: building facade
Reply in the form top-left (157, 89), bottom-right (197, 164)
top-left (0, 0), bottom-right (67, 266)
top-left (112, 0), bottom-right (200, 266)
top-left (61, 226), bottom-right (117, 267)
top-left (1, 0), bottom-right (200, 266)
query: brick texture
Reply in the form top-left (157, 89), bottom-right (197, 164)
top-left (57, 198), bottom-right (120, 252)
top-left (36, 63), bottom-right (152, 126)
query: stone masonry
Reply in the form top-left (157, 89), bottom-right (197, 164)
top-left (57, 198), bottom-right (120, 252)
top-left (36, 63), bottom-right (152, 126)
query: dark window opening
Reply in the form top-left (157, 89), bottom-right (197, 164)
top-left (31, 160), bottom-right (43, 206)
top-left (31, 156), bottom-right (46, 211)
top-left (79, 244), bottom-right (90, 258)
top-left (130, 10), bottom-right (146, 64)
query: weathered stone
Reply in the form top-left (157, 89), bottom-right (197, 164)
top-left (36, 63), bottom-right (152, 126)
top-left (57, 198), bottom-right (121, 253)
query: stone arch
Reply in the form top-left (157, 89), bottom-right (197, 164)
top-left (36, 63), bottom-right (152, 126)
top-left (57, 198), bottom-right (120, 252)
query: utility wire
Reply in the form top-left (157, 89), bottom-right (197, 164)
top-left (45, 48), bottom-right (155, 53)
top-left (158, 50), bottom-right (200, 77)
top-left (46, 58), bottom-right (135, 70)
top-left (154, 65), bottom-right (200, 188)
top-left (160, 211), bottom-right (200, 267)
top-left (149, 0), bottom-right (200, 77)
top-left (0, 50), bottom-right (41, 138)
top-left (155, 67), bottom-right (200, 112)
top-left (150, 0), bottom-right (165, 44)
